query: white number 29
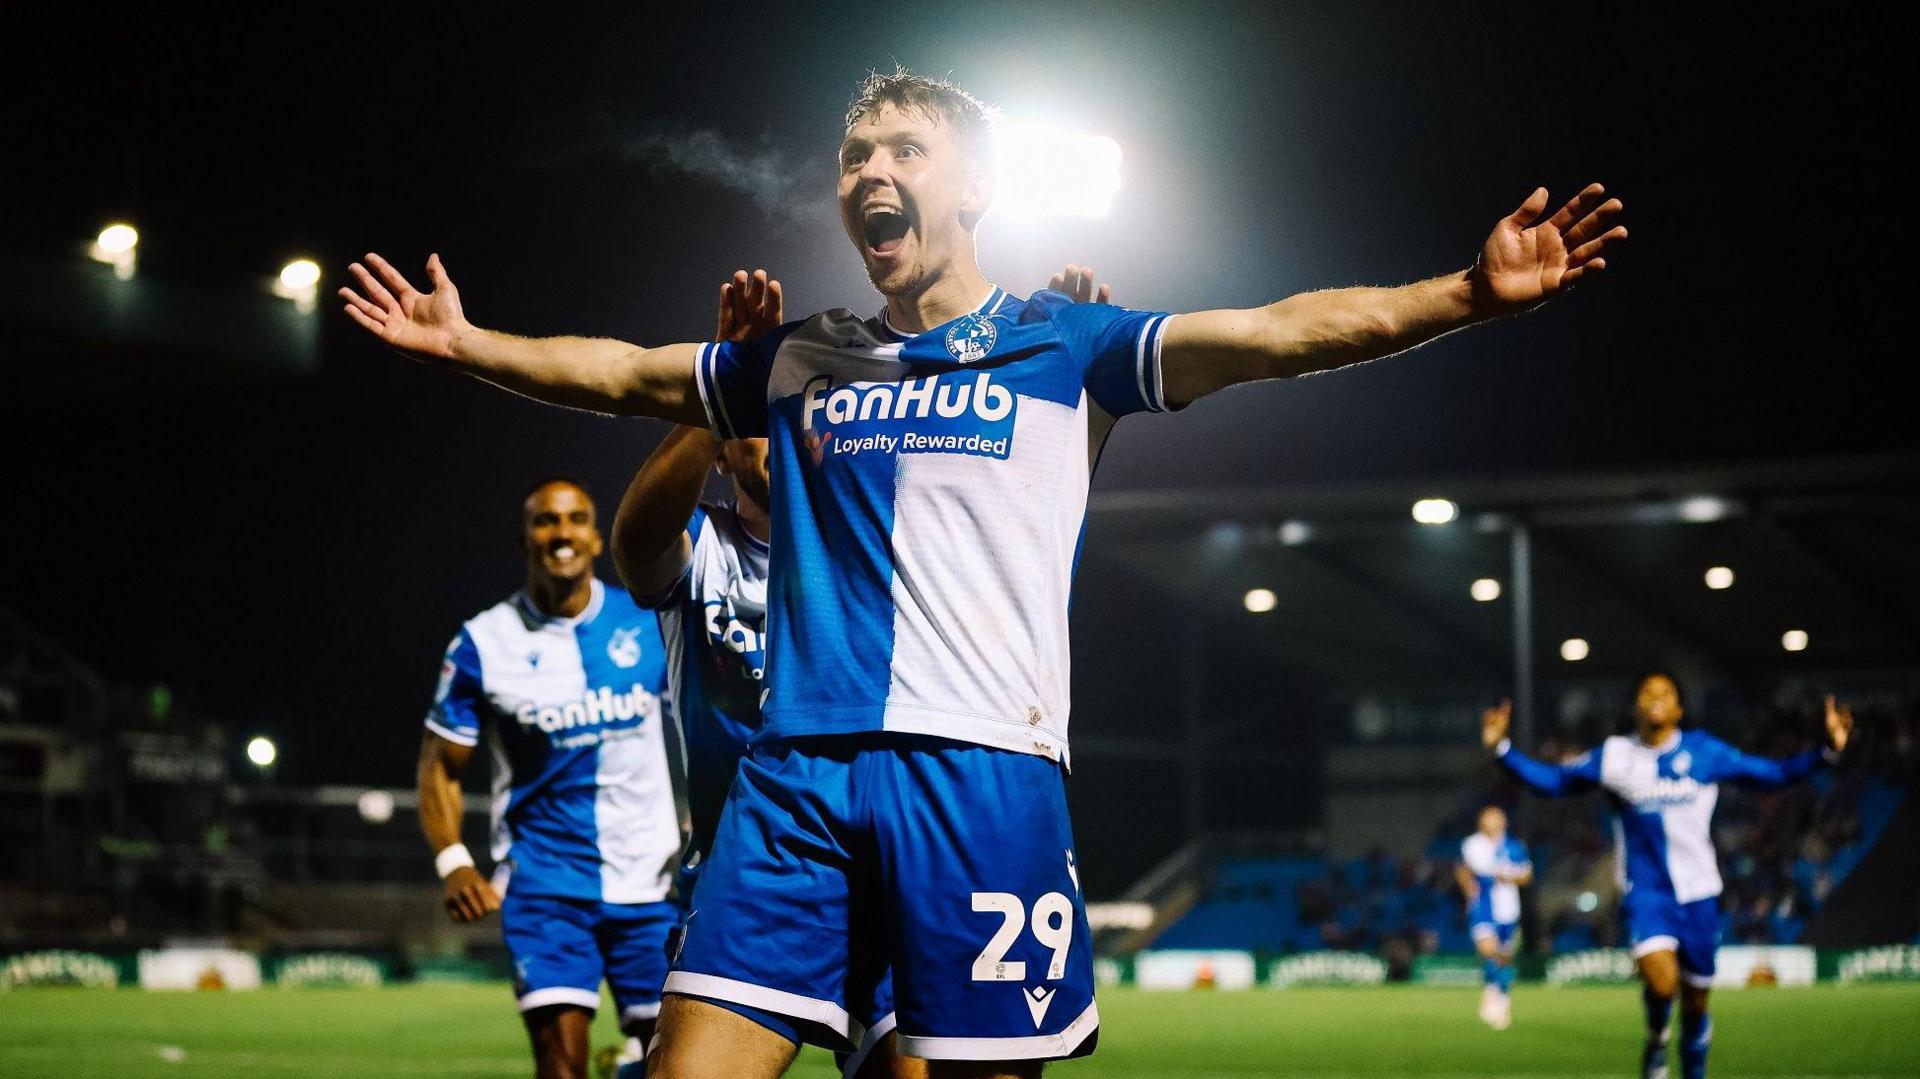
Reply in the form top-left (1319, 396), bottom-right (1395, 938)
top-left (971, 891), bottom-right (1074, 982)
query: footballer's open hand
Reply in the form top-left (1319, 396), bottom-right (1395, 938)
top-left (341, 252), bottom-right (471, 360)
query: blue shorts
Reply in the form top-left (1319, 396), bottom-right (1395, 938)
top-left (502, 891), bottom-right (676, 1033)
top-left (1471, 919), bottom-right (1518, 950)
top-left (665, 735), bottom-right (1098, 1063)
top-left (671, 851), bottom-right (900, 1077)
top-left (1624, 891), bottom-right (1720, 987)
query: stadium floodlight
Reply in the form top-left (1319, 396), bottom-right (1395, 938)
top-left (1277, 520), bottom-right (1311, 547)
top-left (1243, 588), bottom-right (1277, 614)
top-left (1677, 496), bottom-right (1730, 523)
top-left (1781, 629), bottom-right (1809, 653)
top-left (994, 122), bottom-right (1123, 220)
top-left (278, 259), bottom-right (321, 290)
top-left (1470, 578), bottom-right (1502, 602)
top-left (89, 223), bottom-right (140, 280)
top-left (273, 258), bottom-right (322, 312)
top-left (246, 736), bottom-right (278, 768)
top-left (1411, 498), bottom-right (1458, 525)
top-left (1559, 638), bottom-right (1590, 662)
top-left (357, 789), bottom-right (396, 825)
top-left (1704, 566), bottom-right (1735, 590)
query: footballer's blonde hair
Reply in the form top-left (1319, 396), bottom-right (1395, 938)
top-left (843, 66), bottom-right (1001, 163)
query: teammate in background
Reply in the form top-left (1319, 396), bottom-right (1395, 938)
top-left (346, 67), bottom-right (1627, 1079)
top-left (1454, 806), bottom-right (1531, 1030)
top-left (417, 478), bottom-right (681, 1079)
top-left (1481, 676), bottom-right (1852, 1079)
top-left (608, 265), bottom-right (1112, 1079)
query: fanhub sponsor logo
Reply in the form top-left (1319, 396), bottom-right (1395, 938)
top-left (1630, 777), bottom-right (1704, 807)
top-left (704, 601), bottom-right (766, 678)
top-left (801, 372), bottom-right (1017, 461)
top-left (516, 684), bottom-right (659, 733)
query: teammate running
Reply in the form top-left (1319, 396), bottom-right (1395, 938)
top-left (417, 478), bottom-right (680, 1079)
top-left (1481, 676), bottom-right (1852, 1079)
top-left (346, 67), bottom-right (1627, 1079)
top-left (1454, 805), bottom-right (1531, 1030)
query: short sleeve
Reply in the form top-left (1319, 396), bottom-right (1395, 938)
top-left (424, 630), bottom-right (485, 746)
top-left (695, 322), bottom-right (802, 440)
top-left (1044, 298), bottom-right (1176, 417)
top-left (1461, 835), bottom-right (1497, 876)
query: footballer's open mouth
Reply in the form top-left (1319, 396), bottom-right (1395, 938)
top-left (861, 206), bottom-right (911, 257)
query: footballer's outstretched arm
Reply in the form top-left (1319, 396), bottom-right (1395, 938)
top-left (1159, 185), bottom-right (1627, 408)
top-left (1718, 696), bottom-right (1853, 788)
top-left (340, 252), bottom-right (708, 423)
top-left (1481, 699), bottom-right (1603, 797)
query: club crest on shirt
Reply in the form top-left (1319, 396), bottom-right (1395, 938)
top-left (1671, 750), bottom-right (1691, 776)
top-left (607, 626), bottom-right (643, 668)
top-left (945, 313), bottom-right (998, 363)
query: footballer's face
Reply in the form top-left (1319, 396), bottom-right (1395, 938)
top-left (1634, 674), bottom-right (1684, 740)
top-left (715, 438), bottom-right (771, 511)
top-left (1479, 807), bottom-right (1507, 839)
top-left (521, 482), bottom-right (603, 587)
top-left (839, 103), bottom-right (988, 296)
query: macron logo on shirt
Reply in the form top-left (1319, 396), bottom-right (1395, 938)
top-left (800, 371), bottom-right (1018, 462)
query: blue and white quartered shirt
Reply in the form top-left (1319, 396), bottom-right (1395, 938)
top-left (694, 286), bottom-right (1174, 764)
top-left (1461, 833), bottom-right (1531, 926)
top-left (426, 578), bottom-right (680, 903)
top-left (641, 500), bottom-right (769, 861)
top-left (1498, 730), bottom-right (1825, 904)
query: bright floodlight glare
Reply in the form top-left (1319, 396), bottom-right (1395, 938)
top-left (1243, 588), bottom-right (1277, 614)
top-left (1782, 629), bottom-right (1809, 653)
top-left (995, 123), bottom-right (1122, 220)
top-left (1277, 520), bottom-right (1311, 547)
top-left (1678, 496), bottom-right (1729, 523)
top-left (357, 789), bottom-right (396, 825)
top-left (1704, 566), bottom-right (1735, 590)
top-left (97, 224), bottom-right (139, 254)
top-left (1470, 578), bottom-right (1502, 602)
top-left (246, 736), bottom-right (278, 768)
top-left (1411, 498), bottom-right (1458, 525)
top-left (1560, 638), bottom-right (1590, 662)
top-left (279, 259), bottom-right (321, 290)
top-left (1577, 891), bottom-right (1599, 913)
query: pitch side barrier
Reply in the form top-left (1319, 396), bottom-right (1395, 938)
top-left (8, 945), bottom-right (1920, 990)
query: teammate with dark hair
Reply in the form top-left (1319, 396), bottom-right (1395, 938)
top-left (1482, 676), bottom-right (1852, 1079)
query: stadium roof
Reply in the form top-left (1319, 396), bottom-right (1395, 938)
top-left (1078, 449), bottom-right (1920, 695)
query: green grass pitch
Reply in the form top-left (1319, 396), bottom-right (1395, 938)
top-left (3, 983), bottom-right (1916, 1077)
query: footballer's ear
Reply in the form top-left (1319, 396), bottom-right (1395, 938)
top-left (959, 162), bottom-right (995, 225)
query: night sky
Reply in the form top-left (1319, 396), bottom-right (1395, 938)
top-left (2, 3), bottom-right (1907, 817)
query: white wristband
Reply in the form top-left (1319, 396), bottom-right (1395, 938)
top-left (1495, 738), bottom-right (1512, 757)
top-left (435, 843), bottom-right (476, 879)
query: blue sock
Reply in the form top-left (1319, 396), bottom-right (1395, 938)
top-left (1679, 1012), bottom-right (1711, 1079)
top-left (1484, 957), bottom-right (1503, 989)
top-left (1643, 989), bottom-right (1673, 1040)
top-left (1496, 961), bottom-right (1516, 995)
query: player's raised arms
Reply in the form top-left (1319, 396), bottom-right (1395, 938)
top-left (339, 252), bottom-right (710, 423)
top-left (1159, 184), bottom-right (1626, 409)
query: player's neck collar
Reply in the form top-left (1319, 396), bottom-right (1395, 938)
top-left (1636, 728), bottom-right (1682, 753)
top-left (878, 285), bottom-right (1006, 342)
top-left (518, 577), bottom-right (604, 626)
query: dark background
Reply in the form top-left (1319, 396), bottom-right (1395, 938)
top-left (2, 4), bottom-right (1907, 886)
